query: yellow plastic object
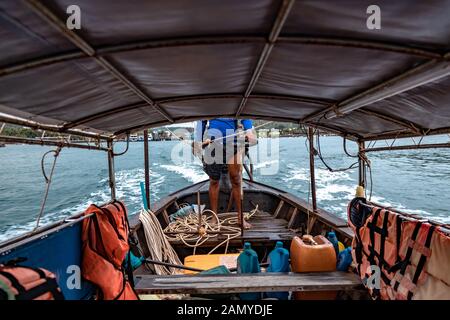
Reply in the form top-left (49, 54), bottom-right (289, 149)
top-left (338, 241), bottom-right (345, 252)
top-left (183, 254), bottom-right (239, 274)
top-left (355, 186), bottom-right (365, 198)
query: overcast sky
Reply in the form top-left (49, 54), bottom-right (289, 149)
top-left (166, 121), bottom-right (195, 128)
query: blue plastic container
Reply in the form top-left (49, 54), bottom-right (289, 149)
top-left (337, 247), bottom-right (353, 271)
top-left (327, 231), bottom-right (339, 256)
top-left (169, 205), bottom-right (194, 222)
top-left (123, 250), bottom-right (145, 270)
top-left (237, 242), bottom-right (261, 300)
top-left (265, 241), bottom-right (290, 300)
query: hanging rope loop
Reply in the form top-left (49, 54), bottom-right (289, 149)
top-left (35, 147), bottom-right (62, 230)
top-left (40, 147), bottom-right (61, 183)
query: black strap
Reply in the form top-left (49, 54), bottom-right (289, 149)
top-left (113, 271), bottom-right (127, 300)
top-left (115, 200), bottom-right (131, 231)
top-left (349, 198), bottom-right (368, 277)
top-left (366, 208), bottom-right (393, 299)
top-left (16, 277), bottom-right (64, 300)
top-left (379, 210), bottom-right (389, 262)
top-left (392, 222), bottom-right (423, 291)
top-left (367, 208), bottom-right (381, 267)
top-left (94, 205), bottom-right (125, 241)
top-left (89, 213), bottom-right (109, 261)
top-left (113, 201), bottom-right (135, 288)
top-left (125, 251), bottom-right (135, 288)
top-left (0, 270), bottom-right (26, 294)
top-left (406, 225), bottom-right (435, 300)
top-left (0, 268), bottom-right (64, 300)
top-left (367, 209), bottom-right (391, 269)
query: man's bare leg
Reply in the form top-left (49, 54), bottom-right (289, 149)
top-left (209, 178), bottom-right (220, 215)
top-left (228, 153), bottom-right (251, 229)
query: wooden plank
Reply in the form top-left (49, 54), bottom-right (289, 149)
top-left (307, 216), bottom-right (317, 234)
top-left (162, 209), bottom-right (170, 226)
top-left (279, 193), bottom-right (348, 228)
top-left (287, 207), bottom-right (298, 229)
top-left (336, 226), bottom-right (354, 239)
top-left (151, 195), bottom-right (177, 216)
top-left (315, 208), bottom-right (349, 228)
top-left (135, 272), bottom-right (361, 295)
top-left (273, 200), bottom-right (284, 218)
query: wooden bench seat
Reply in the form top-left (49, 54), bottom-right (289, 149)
top-left (134, 271), bottom-right (362, 295)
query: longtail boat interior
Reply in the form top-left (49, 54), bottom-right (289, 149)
top-left (0, 0), bottom-right (450, 304)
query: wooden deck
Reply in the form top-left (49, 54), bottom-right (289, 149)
top-left (134, 272), bottom-right (362, 295)
top-left (166, 210), bottom-right (298, 247)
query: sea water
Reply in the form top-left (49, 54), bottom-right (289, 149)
top-left (1, 135), bottom-right (449, 242)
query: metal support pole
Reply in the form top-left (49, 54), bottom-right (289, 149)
top-left (240, 157), bottom-right (244, 237)
top-left (308, 128), bottom-right (317, 212)
top-left (358, 140), bottom-right (366, 188)
top-left (144, 130), bottom-right (150, 208)
top-left (107, 140), bottom-right (116, 200)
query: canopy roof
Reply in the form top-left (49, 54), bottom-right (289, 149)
top-left (0, 0), bottom-right (449, 141)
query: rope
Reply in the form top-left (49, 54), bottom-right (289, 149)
top-left (139, 209), bottom-right (183, 275)
top-left (164, 206), bottom-right (259, 255)
top-left (34, 147), bottom-right (61, 230)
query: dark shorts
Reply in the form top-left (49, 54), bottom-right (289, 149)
top-left (202, 144), bottom-right (238, 181)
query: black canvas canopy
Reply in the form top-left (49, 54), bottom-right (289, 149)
top-left (0, 0), bottom-right (449, 141)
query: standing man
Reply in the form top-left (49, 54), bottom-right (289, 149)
top-left (193, 119), bottom-right (256, 229)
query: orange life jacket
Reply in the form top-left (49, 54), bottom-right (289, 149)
top-left (348, 198), bottom-right (450, 300)
top-left (0, 264), bottom-right (64, 300)
top-left (81, 201), bottom-right (138, 300)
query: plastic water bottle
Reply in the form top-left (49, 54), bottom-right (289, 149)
top-left (336, 247), bottom-right (353, 271)
top-left (266, 241), bottom-right (290, 300)
top-left (326, 231), bottom-right (339, 256)
top-left (237, 242), bottom-right (261, 300)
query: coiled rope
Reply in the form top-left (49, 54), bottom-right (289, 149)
top-left (164, 205), bottom-right (259, 255)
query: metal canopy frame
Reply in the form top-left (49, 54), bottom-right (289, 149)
top-left (0, 36), bottom-right (443, 79)
top-left (363, 142), bottom-right (450, 153)
top-left (301, 53), bottom-right (450, 126)
top-left (0, 0), bottom-right (448, 143)
top-left (235, 0), bottom-right (295, 117)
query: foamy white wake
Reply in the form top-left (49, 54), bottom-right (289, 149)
top-left (160, 164), bottom-right (208, 184)
top-left (283, 166), bottom-right (449, 223)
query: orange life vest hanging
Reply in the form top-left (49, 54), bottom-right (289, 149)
top-left (348, 198), bottom-right (450, 300)
top-left (81, 201), bottom-right (138, 300)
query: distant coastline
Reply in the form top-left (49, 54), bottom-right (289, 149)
top-left (0, 122), bottom-right (333, 144)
